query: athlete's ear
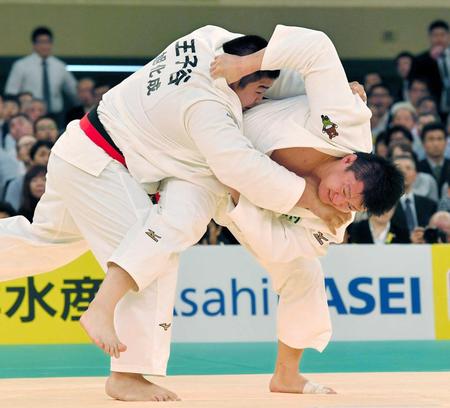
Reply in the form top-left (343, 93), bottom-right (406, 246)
top-left (342, 154), bottom-right (357, 165)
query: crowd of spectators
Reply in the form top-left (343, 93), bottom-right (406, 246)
top-left (1, 22), bottom-right (450, 245)
top-left (348, 19), bottom-right (450, 244)
top-left (0, 26), bottom-right (99, 222)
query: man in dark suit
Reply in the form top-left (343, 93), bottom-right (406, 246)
top-left (348, 207), bottom-right (410, 244)
top-left (392, 155), bottom-right (437, 243)
top-left (394, 51), bottom-right (414, 102)
top-left (65, 77), bottom-right (95, 125)
top-left (417, 122), bottom-right (450, 197)
top-left (409, 20), bottom-right (450, 116)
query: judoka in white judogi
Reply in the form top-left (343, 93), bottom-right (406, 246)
top-left (0, 26), bottom-right (371, 379)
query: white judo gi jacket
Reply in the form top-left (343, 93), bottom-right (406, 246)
top-left (215, 25), bottom-right (373, 264)
top-left (52, 25), bottom-right (305, 215)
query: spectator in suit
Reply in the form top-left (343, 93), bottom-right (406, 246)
top-left (392, 155), bottom-right (437, 243)
top-left (0, 201), bottom-right (16, 219)
top-left (29, 140), bottom-right (52, 167)
top-left (34, 116), bottom-right (59, 142)
top-left (4, 140), bottom-right (52, 211)
top-left (389, 142), bottom-right (439, 202)
top-left (407, 78), bottom-right (430, 110)
top-left (348, 207), bottom-right (410, 244)
top-left (390, 102), bottom-right (424, 158)
top-left (93, 83), bottom-right (111, 105)
top-left (23, 98), bottom-right (47, 123)
top-left (16, 135), bottom-right (37, 171)
top-left (4, 26), bottom-right (78, 125)
top-left (2, 95), bottom-right (20, 121)
top-left (368, 83), bottom-right (393, 137)
top-left (0, 95), bottom-right (20, 151)
top-left (418, 112), bottom-right (441, 135)
top-left (18, 164), bottom-right (46, 222)
top-left (363, 72), bottom-right (382, 92)
top-left (410, 20), bottom-right (450, 116)
top-left (65, 77), bottom-right (96, 125)
top-left (438, 172), bottom-right (450, 211)
top-left (3, 114), bottom-right (34, 160)
top-left (417, 96), bottom-right (439, 116)
top-left (0, 148), bottom-right (19, 198)
top-left (17, 91), bottom-right (33, 113)
top-left (374, 132), bottom-right (389, 158)
top-left (385, 125), bottom-right (414, 149)
top-left (394, 51), bottom-right (414, 102)
top-left (417, 122), bottom-right (450, 197)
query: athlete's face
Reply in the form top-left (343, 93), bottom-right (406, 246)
top-left (317, 155), bottom-right (366, 213)
top-left (233, 77), bottom-right (274, 110)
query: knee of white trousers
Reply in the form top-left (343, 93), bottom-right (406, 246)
top-left (109, 208), bottom-right (209, 291)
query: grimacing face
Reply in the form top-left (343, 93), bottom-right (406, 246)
top-left (233, 77), bottom-right (274, 110)
top-left (317, 155), bottom-right (366, 213)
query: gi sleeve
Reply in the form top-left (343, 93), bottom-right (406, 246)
top-left (226, 195), bottom-right (349, 263)
top-left (262, 25), bottom-right (373, 154)
top-left (185, 100), bottom-right (306, 214)
top-left (4, 61), bottom-right (24, 95)
top-left (264, 69), bottom-right (306, 100)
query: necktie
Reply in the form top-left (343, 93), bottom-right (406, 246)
top-left (433, 165), bottom-right (442, 182)
top-left (42, 59), bottom-right (52, 113)
top-left (440, 51), bottom-right (450, 112)
top-left (404, 198), bottom-right (416, 232)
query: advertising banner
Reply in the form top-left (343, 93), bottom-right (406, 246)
top-left (0, 245), bottom-right (448, 344)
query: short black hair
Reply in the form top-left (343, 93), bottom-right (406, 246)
top-left (428, 20), bottom-right (449, 33)
top-left (394, 154), bottom-right (417, 171)
top-left (387, 141), bottom-right (419, 166)
top-left (367, 83), bottom-right (392, 98)
top-left (408, 77), bottom-right (429, 90)
top-left (417, 95), bottom-right (437, 105)
top-left (32, 26), bottom-right (53, 43)
top-left (18, 91), bottom-right (33, 98)
top-left (0, 201), bottom-right (17, 217)
top-left (34, 115), bottom-right (57, 133)
top-left (9, 113), bottom-right (32, 123)
top-left (30, 140), bottom-right (53, 161)
top-left (347, 152), bottom-right (404, 216)
top-left (418, 112), bottom-right (440, 121)
top-left (375, 131), bottom-right (387, 146)
top-left (420, 122), bottom-right (448, 141)
top-left (385, 125), bottom-right (413, 145)
top-left (3, 94), bottom-right (19, 104)
top-left (222, 35), bottom-right (280, 88)
top-left (395, 51), bottom-right (414, 62)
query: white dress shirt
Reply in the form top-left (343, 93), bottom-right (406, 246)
top-left (5, 53), bottom-right (77, 113)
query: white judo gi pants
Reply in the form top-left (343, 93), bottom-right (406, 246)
top-left (214, 202), bottom-right (332, 351)
top-left (0, 149), bottom-right (218, 375)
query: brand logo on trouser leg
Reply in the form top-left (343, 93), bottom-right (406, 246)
top-left (145, 229), bottom-right (162, 242)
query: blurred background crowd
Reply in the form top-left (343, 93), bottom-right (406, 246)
top-left (0, 20), bottom-right (449, 246)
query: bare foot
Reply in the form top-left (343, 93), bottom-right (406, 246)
top-left (80, 301), bottom-right (127, 358)
top-left (106, 372), bottom-right (180, 401)
top-left (270, 371), bottom-right (336, 394)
